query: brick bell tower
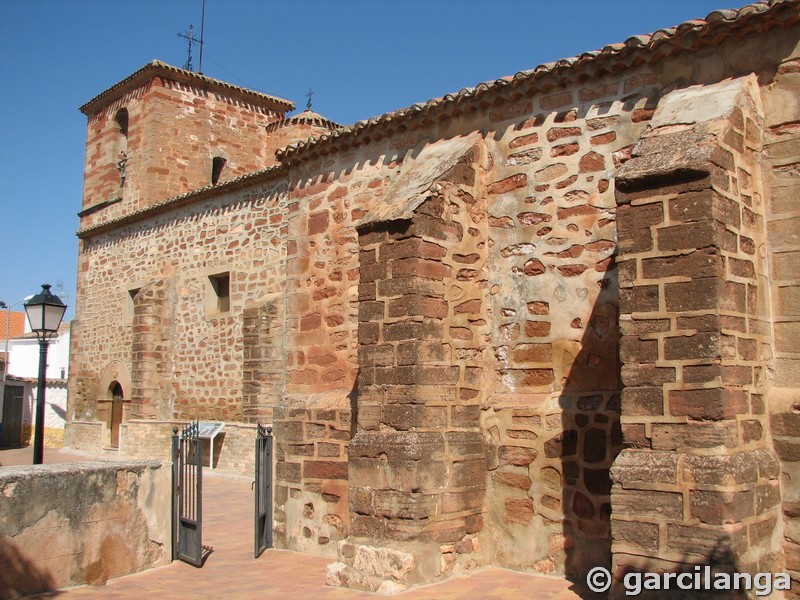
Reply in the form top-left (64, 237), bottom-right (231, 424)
top-left (77, 60), bottom-right (295, 232)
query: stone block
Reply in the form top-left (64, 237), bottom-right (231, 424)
top-left (619, 286), bottom-right (659, 313)
top-left (612, 519), bottom-right (660, 551)
top-left (668, 388), bottom-right (747, 421)
top-left (641, 248), bottom-right (723, 280)
top-left (689, 490), bottom-right (755, 524)
top-left (543, 430), bottom-right (578, 458)
top-left (611, 450), bottom-right (678, 486)
top-left (621, 364), bottom-right (675, 387)
top-left (651, 422), bottom-right (738, 450)
top-left (621, 387), bottom-right (663, 416)
top-left (666, 523), bottom-right (748, 557)
top-left (492, 470), bottom-right (532, 491)
top-left (371, 490), bottom-right (440, 520)
top-left (498, 445), bottom-right (538, 466)
top-left (612, 488), bottom-right (683, 520)
top-left (664, 278), bottom-right (721, 312)
top-left (504, 498), bottom-right (534, 526)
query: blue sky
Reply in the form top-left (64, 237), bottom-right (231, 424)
top-left (0, 0), bottom-right (747, 322)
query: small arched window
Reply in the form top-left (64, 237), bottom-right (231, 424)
top-left (211, 156), bottom-right (227, 185)
top-left (115, 108), bottom-right (129, 137)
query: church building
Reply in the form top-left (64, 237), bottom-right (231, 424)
top-left (67, 2), bottom-right (800, 595)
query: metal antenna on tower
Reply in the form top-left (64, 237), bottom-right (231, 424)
top-left (177, 24), bottom-right (199, 71)
top-left (198, 0), bottom-right (206, 74)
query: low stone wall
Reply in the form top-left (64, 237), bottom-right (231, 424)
top-left (0, 461), bottom-right (171, 598)
top-left (63, 420), bottom-right (103, 451)
top-left (122, 420), bottom-right (261, 475)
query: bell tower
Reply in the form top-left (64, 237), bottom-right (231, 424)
top-left (77, 61), bottom-right (295, 231)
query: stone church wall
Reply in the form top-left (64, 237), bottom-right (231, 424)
top-left (764, 52), bottom-right (800, 593)
top-left (69, 179), bottom-right (289, 450)
top-left (68, 7), bottom-right (800, 595)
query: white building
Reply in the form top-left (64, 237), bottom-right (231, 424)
top-left (1, 323), bottom-right (70, 448)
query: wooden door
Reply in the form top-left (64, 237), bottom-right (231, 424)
top-left (1, 385), bottom-right (23, 447)
top-left (110, 382), bottom-right (123, 448)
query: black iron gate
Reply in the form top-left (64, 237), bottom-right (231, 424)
top-left (254, 424), bottom-right (273, 558)
top-left (172, 421), bottom-right (203, 566)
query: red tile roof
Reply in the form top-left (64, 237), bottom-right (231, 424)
top-left (278, 0), bottom-right (800, 164)
top-left (0, 311), bottom-right (26, 340)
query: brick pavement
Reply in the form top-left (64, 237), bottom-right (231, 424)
top-left (1, 448), bottom-right (600, 599)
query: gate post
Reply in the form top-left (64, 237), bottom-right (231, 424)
top-left (255, 424), bottom-right (273, 557)
top-left (171, 425), bottom-right (179, 561)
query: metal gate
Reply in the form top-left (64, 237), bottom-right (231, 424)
top-left (172, 421), bottom-right (203, 566)
top-left (254, 424), bottom-right (273, 558)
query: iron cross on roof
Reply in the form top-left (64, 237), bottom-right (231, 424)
top-left (178, 25), bottom-right (203, 71)
top-left (306, 89), bottom-right (314, 110)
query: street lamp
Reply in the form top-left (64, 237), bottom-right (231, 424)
top-left (23, 284), bottom-right (67, 465)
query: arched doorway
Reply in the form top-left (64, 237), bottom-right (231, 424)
top-left (110, 382), bottom-right (124, 448)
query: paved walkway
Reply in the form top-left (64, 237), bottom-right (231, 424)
top-left (1, 447), bottom-right (600, 599)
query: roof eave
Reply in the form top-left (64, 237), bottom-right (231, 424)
top-left (79, 60), bottom-right (295, 116)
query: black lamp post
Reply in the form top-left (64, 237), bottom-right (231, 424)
top-left (23, 284), bottom-right (67, 465)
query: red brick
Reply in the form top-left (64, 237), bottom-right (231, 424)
top-left (493, 471), bottom-right (532, 491)
top-left (523, 259), bottom-right (546, 276)
top-left (579, 151), bottom-right (605, 173)
top-left (388, 294), bottom-right (448, 319)
top-left (499, 446), bottom-right (538, 466)
top-left (579, 82), bottom-right (618, 102)
top-left (489, 215), bottom-right (515, 229)
top-left (381, 237), bottom-right (447, 262)
top-left (619, 286), bottom-right (659, 313)
top-left (303, 460), bottom-right (348, 480)
top-left (642, 248), bottom-right (723, 280)
top-left (489, 100), bottom-right (533, 123)
top-left (512, 343), bottom-right (552, 363)
top-left (546, 127), bottom-right (581, 142)
top-left (621, 387), bottom-right (663, 416)
top-left (308, 211), bottom-right (329, 235)
top-left (392, 257), bottom-right (452, 280)
top-left (556, 264), bottom-right (588, 277)
top-left (487, 173), bottom-right (528, 195)
top-left (509, 132), bottom-right (539, 149)
top-left (591, 132), bottom-right (617, 146)
top-left (663, 332), bottom-right (720, 361)
top-left (454, 298), bottom-right (482, 315)
top-left (664, 279), bottom-right (720, 312)
top-left (517, 212), bottom-right (552, 227)
top-left (632, 108), bottom-right (656, 122)
top-left (300, 313), bottom-right (322, 331)
top-left (525, 320), bottom-right (551, 337)
top-left (551, 143), bottom-right (579, 157)
top-left (527, 301), bottom-right (549, 315)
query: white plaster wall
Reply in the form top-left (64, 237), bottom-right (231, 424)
top-left (22, 382), bottom-right (67, 428)
top-left (7, 328), bottom-right (70, 380)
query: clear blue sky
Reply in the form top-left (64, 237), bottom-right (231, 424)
top-left (0, 0), bottom-right (746, 322)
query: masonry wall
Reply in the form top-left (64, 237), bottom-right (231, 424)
top-left (477, 76), bottom-right (651, 579)
top-left (271, 147), bottom-right (397, 557)
top-left (69, 179), bottom-right (289, 450)
top-left (763, 52), bottom-right (800, 593)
